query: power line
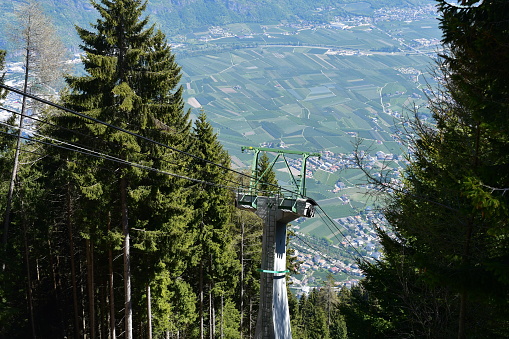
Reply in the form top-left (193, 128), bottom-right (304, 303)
top-left (0, 83), bottom-right (293, 195)
top-left (5, 115), bottom-right (370, 269)
top-left (2, 86), bottom-right (357, 248)
top-left (0, 104), bottom-right (291, 198)
top-left (290, 232), bottom-right (360, 280)
top-left (313, 204), bottom-right (369, 263)
top-left (1, 85), bottom-right (369, 233)
top-left (0, 123), bottom-right (245, 192)
top-left (0, 105), bottom-right (188, 170)
top-left (0, 105), bottom-right (252, 192)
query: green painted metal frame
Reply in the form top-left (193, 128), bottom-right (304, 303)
top-left (241, 146), bottom-right (321, 203)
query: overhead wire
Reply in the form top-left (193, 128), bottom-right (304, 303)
top-left (0, 84), bottom-right (378, 286)
top-left (290, 231), bottom-right (360, 279)
top-left (0, 105), bottom-right (189, 170)
top-left (0, 84), bottom-right (299, 196)
top-left (2, 84), bottom-right (371, 264)
top-left (0, 122), bottom-right (245, 192)
top-left (314, 204), bottom-right (369, 263)
top-left (1, 105), bottom-right (252, 192)
top-left (0, 107), bottom-right (281, 198)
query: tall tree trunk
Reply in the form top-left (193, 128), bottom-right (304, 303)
top-left (86, 238), bottom-right (96, 339)
top-left (81, 261), bottom-right (87, 333)
top-left (209, 254), bottom-right (215, 339)
top-left (249, 299), bottom-right (253, 339)
top-left (147, 284), bottom-right (152, 339)
top-left (220, 294), bottom-right (224, 339)
top-left (2, 34), bottom-right (30, 256)
top-left (66, 182), bottom-right (81, 338)
top-left (209, 289), bottom-right (213, 339)
top-left (22, 204), bottom-right (36, 339)
top-left (108, 212), bottom-right (116, 339)
top-left (200, 260), bottom-right (204, 339)
top-left (240, 221), bottom-right (244, 337)
top-left (121, 176), bottom-right (133, 339)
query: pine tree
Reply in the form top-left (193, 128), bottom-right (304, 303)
top-left (233, 190), bottom-right (263, 337)
top-left (300, 289), bottom-right (330, 338)
top-left (257, 151), bottom-right (279, 196)
top-left (47, 0), bottom-right (194, 337)
top-left (234, 206), bottom-right (263, 336)
top-left (0, 3), bottom-right (68, 333)
top-left (354, 1), bottom-right (509, 337)
top-left (0, 50), bottom-right (28, 337)
top-left (186, 111), bottom-right (240, 337)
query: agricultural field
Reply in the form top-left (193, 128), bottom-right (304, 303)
top-left (174, 5), bottom-right (441, 261)
top-left (178, 20), bottom-right (438, 137)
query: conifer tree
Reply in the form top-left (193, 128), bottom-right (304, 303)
top-left (234, 206), bottom-right (263, 336)
top-left (3, 0), bottom-right (65, 251)
top-left (0, 3), bottom-right (68, 333)
top-left (48, 0), bottom-right (194, 337)
top-left (186, 111), bottom-right (240, 337)
top-left (232, 167), bottom-right (263, 336)
top-left (0, 50), bottom-right (24, 337)
top-left (300, 289), bottom-right (330, 338)
top-left (354, 1), bottom-right (509, 337)
top-left (257, 151), bottom-right (279, 196)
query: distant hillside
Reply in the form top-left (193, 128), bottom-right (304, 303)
top-left (0, 0), bottom-right (430, 50)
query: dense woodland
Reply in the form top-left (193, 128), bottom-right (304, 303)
top-left (0, 0), bottom-right (508, 338)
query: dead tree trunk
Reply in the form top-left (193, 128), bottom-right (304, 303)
top-left (2, 34), bottom-right (30, 253)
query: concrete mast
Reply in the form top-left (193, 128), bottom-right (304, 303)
top-left (236, 147), bottom-right (319, 339)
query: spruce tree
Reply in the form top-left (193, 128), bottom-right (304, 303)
top-left (257, 151), bottom-right (279, 196)
top-left (233, 203), bottom-right (263, 336)
top-left (355, 1), bottom-right (509, 337)
top-left (49, 0), bottom-right (194, 337)
top-left (186, 111), bottom-right (240, 337)
top-left (300, 289), bottom-right (330, 338)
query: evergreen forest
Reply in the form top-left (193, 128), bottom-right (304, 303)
top-left (0, 0), bottom-right (508, 338)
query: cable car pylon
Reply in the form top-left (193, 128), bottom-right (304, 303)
top-left (236, 146), bottom-right (320, 339)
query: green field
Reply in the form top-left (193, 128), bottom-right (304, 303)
top-left (175, 16), bottom-right (440, 242)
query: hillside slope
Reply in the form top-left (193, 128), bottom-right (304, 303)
top-left (0, 0), bottom-right (429, 49)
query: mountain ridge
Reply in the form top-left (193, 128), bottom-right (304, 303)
top-left (0, 0), bottom-right (430, 50)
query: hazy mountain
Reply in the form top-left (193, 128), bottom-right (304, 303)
top-left (0, 0), bottom-right (430, 50)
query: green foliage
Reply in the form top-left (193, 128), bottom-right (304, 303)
top-left (290, 279), bottom-right (350, 339)
top-left (218, 297), bottom-right (242, 338)
top-left (348, 1), bottom-right (509, 337)
top-left (0, 0), bottom-right (202, 337)
top-left (185, 111), bottom-right (240, 335)
top-left (233, 206), bottom-right (263, 337)
top-left (257, 151), bottom-right (279, 195)
top-left (151, 268), bottom-right (197, 336)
